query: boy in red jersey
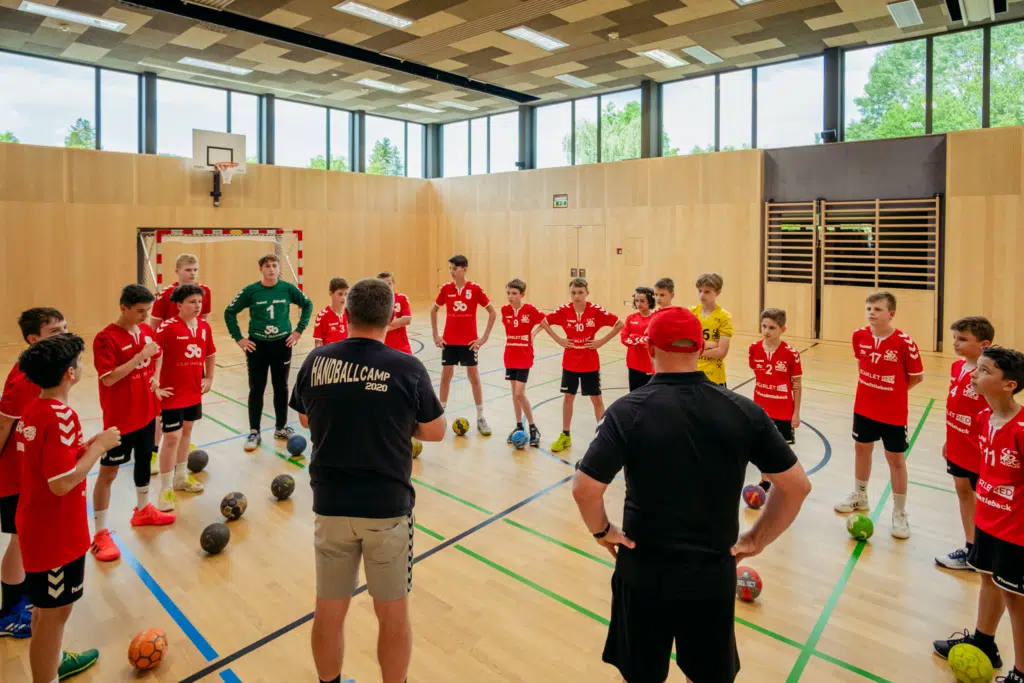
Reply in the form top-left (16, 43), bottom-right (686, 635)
top-left (0, 308), bottom-right (66, 638)
top-left (501, 279), bottom-right (545, 447)
top-left (621, 287), bottom-right (656, 391)
top-left (153, 284), bottom-right (216, 512)
top-left (313, 278), bottom-right (349, 347)
top-left (90, 285), bottom-right (175, 563)
top-left (932, 346), bottom-right (1024, 678)
top-left (379, 272), bottom-right (412, 354)
top-left (541, 278), bottom-right (623, 453)
top-left (653, 278), bottom-right (675, 309)
top-left (17, 334), bottom-right (120, 681)
top-left (430, 254), bottom-right (497, 436)
top-left (937, 316), bottom-right (995, 570)
top-left (834, 291), bottom-right (924, 539)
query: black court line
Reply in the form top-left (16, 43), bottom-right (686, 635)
top-left (411, 338), bottom-right (424, 356)
top-left (177, 474), bottom-right (575, 683)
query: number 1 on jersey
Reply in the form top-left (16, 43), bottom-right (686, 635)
top-left (267, 304), bottom-right (274, 319)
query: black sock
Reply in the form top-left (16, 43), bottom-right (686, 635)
top-left (529, 423), bottom-right (537, 430)
top-left (973, 629), bottom-right (995, 649)
top-left (516, 422), bottom-right (523, 430)
top-left (966, 541), bottom-right (974, 551)
top-left (563, 430), bottom-right (570, 437)
top-left (1, 581), bottom-right (22, 617)
top-left (319, 677), bottom-right (341, 683)
top-left (760, 480), bottom-right (772, 492)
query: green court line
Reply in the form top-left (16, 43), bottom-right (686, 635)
top-left (810, 650), bottom-right (894, 683)
top-left (908, 479), bottom-right (957, 495)
top-left (411, 477), bottom-right (494, 515)
top-left (202, 412), bottom-right (304, 465)
top-left (786, 398), bottom-right (935, 683)
top-left (502, 518), bottom-right (616, 568)
top-left (415, 523), bottom-right (445, 541)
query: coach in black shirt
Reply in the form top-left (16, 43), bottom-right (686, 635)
top-left (573, 306), bottom-right (811, 683)
top-left (289, 277), bottom-right (445, 683)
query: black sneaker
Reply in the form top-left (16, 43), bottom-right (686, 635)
top-left (933, 629), bottom-right (1002, 668)
top-left (529, 425), bottom-right (541, 448)
top-left (998, 670), bottom-right (1024, 683)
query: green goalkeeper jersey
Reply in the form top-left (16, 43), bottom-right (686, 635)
top-left (224, 280), bottom-right (313, 342)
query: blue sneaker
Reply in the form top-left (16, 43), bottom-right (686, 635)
top-left (16, 595), bottom-right (33, 613)
top-left (0, 606), bottom-right (32, 639)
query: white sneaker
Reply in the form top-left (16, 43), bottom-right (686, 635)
top-left (891, 510), bottom-right (911, 539)
top-left (477, 416), bottom-right (492, 436)
top-left (157, 488), bottom-right (177, 512)
top-left (935, 547), bottom-right (971, 570)
top-left (173, 474), bottom-right (204, 493)
top-left (834, 491), bottom-right (869, 513)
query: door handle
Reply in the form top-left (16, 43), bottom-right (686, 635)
top-left (571, 268), bottom-right (578, 277)
top-left (579, 268), bottom-right (586, 277)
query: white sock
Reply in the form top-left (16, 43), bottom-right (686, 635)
top-left (476, 405), bottom-right (484, 419)
top-left (174, 462), bottom-right (187, 482)
top-left (441, 401), bottom-right (447, 410)
top-left (94, 508), bottom-right (108, 532)
top-left (136, 486), bottom-right (149, 510)
top-left (160, 472), bottom-right (173, 491)
top-left (894, 493), bottom-right (907, 512)
top-left (855, 480), bottom-right (868, 497)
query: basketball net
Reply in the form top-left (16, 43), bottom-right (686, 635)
top-left (214, 161), bottom-right (239, 185)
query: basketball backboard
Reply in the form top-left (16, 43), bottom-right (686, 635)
top-left (192, 129), bottom-right (246, 174)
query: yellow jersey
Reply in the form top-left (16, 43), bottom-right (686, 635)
top-left (691, 304), bottom-right (734, 385)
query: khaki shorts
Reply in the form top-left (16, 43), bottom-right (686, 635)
top-left (314, 513), bottom-right (414, 602)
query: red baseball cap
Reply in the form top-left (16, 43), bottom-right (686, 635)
top-left (646, 306), bottom-right (705, 354)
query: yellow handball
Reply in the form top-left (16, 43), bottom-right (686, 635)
top-left (452, 417), bottom-right (470, 436)
top-left (411, 438), bottom-right (423, 458)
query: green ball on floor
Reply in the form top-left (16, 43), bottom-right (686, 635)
top-left (846, 513), bottom-right (874, 541)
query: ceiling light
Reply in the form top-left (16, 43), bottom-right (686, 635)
top-left (178, 57), bottom-right (252, 75)
top-left (399, 103), bottom-right (442, 113)
top-left (502, 26), bottom-right (567, 51)
top-left (358, 78), bottom-right (411, 93)
top-left (734, 0), bottom-right (761, 5)
top-left (333, 1), bottom-right (413, 29)
top-left (682, 46), bottom-right (724, 65)
top-left (440, 101), bottom-right (479, 111)
top-left (139, 62), bottom-right (318, 98)
top-left (18, 1), bottom-right (126, 31)
top-left (555, 74), bottom-right (596, 88)
top-left (887, 0), bottom-right (924, 27)
top-left (639, 49), bottom-right (688, 68)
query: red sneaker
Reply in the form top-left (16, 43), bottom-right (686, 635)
top-left (90, 529), bottom-right (120, 562)
top-left (131, 503), bottom-right (176, 527)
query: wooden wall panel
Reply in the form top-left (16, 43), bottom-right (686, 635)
top-left (764, 282), bottom-right (815, 340)
top-left (821, 285), bottom-right (936, 349)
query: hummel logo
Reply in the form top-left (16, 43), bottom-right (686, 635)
top-left (60, 435), bottom-right (75, 447)
top-left (54, 408), bottom-right (72, 419)
top-left (48, 585), bottom-right (64, 599)
top-left (71, 584), bottom-right (82, 594)
top-left (177, 336), bottom-right (189, 340)
top-left (164, 421), bottom-right (181, 430)
top-left (121, 344), bottom-right (133, 351)
top-left (48, 571), bottom-right (64, 586)
top-left (58, 422), bottom-right (74, 434)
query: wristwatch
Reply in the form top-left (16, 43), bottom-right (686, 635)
top-left (593, 522), bottom-right (611, 539)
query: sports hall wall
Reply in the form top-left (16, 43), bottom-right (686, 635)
top-left (0, 143), bottom-right (435, 345)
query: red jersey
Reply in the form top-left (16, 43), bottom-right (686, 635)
top-left (974, 407), bottom-right (1024, 546)
top-left (852, 327), bottom-right (924, 426)
top-left (620, 312), bottom-right (654, 374)
top-left (385, 293), bottom-right (412, 354)
top-left (15, 399), bottom-right (89, 572)
top-left (748, 340), bottom-right (803, 421)
top-left (546, 302), bottom-right (619, 373)
top-left (435, 281), bottom-right (490, 346)
top-left (151, 283), bottom-right (212, 320)
top-left (154, 317), bottom-right (216, 410)
top-left (93, 324), bottom-right (161, 435)
top-left (0, 364), bottom-right (40, 498)
top-left (313, 306), bottom-right (348, 345)
top-left (946, 359), bottom-right (986, 473)
top-left (502, 303), bottom-right (545, 370)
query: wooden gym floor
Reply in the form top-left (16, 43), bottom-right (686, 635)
top-left (0, 309), bottom-right (998, 683)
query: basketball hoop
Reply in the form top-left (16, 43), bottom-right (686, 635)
top-left (214, 161), bottom-right (239, 185)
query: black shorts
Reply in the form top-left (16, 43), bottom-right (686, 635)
top-left (24, 554), bottom-right (86, 609)
top-left (0, 494), bottom-right (17, 534)
top-left (161, 404), bottom-right (202, 433)
top-left (968, 528), bottom-right (1024, 596)
top-left (852, 413), bottom-right (907, 453)
top-left (442, 345), bottom-right (478, 367)
top-left (561, 370), bottom-right (601, 396)
top-left (505, 368), bottom-right (530, 383)
top-left (628, 368), bottom-right (653, 392)
top-left (603, 573), bottom-right (739, 683)
top-left (947, 459), bottom-right (980, 491)
top-left (773, 418), bottom-right (795, 444)
top-left (101, 420), bottom-right (156, 467)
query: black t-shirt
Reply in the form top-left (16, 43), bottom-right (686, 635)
top-left (288, 337), bottom-right (443, 518)
top-left (578, 372), bottom-right (798, 599)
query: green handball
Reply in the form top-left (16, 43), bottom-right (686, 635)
top-left (846, 513), bottom-right (874, 541)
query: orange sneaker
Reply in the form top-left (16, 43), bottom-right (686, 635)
top-left (90, 529), bottom-right (120, 562)
top-left (131, 504), bottom-right (176, 527)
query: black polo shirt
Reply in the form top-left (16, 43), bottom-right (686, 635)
top-left (288, 337), bottom-right (443, 519)
top-left (579, 372), bottom-right (797, 599)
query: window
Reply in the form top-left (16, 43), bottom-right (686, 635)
top-left (366, 115), bottom-right (406, 176)
top-left (932, 30), bottom-right (983, 134)
top-left (229, 92), bottom-right (259, 164)
top-left (662, 76), bottom-right (715, 156)
top-left (989, 23), bottom-right (1024, 128)
top-left (407, 123), bottom-right (424, 178)
top-left (442, 120), bottom-right (468, 177)
top-left (100, 70), bottom-right (138, 153)
top-left (844, 42), bottom-right (926, 141)
top-left (329, 109), bottom-right (351, 172)
top-left (536, 102), bottom-right (571, 169)
top-left (756, 57), bottom-right (824, 149)
top-left (600, 89), bottom-right (641, 162)
top-left (157, 79), bottom-right (226, 158)
top-left (470, 117), bottom-right (488, 175)
top-left (574, 97), bottom-right (598, 165)
top-left (488, 112), bottom-right (519, 173)
top-left (0, 52), bottom-right (95, 148)
top-left (719, 70), bottom-right (752, 151)
top-left (275, 100), bottom-right (326, 169)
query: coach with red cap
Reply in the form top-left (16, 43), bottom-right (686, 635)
top-left (572, 305), bottom-right (812, 683)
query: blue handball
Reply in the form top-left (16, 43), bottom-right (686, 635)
top-left (510, 430), bottom-right (529, 450)
top-left (286, 434), bottom-right (307, 456)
